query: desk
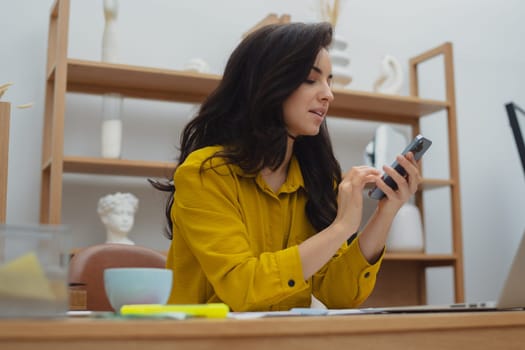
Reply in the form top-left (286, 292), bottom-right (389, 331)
top-left (1, 311), bottom-right (525, 350)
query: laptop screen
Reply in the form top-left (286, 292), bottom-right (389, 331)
top-left (506, 102), bottom-right (525, 176)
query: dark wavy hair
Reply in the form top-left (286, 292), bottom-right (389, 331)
top-left (152, 22), bottom-right (342, 239)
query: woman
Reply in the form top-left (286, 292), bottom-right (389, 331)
top-left (153, 22), bottom-right (421, 311)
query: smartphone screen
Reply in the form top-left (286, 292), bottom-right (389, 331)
top-left (368, 134), bottom-right (432, 200)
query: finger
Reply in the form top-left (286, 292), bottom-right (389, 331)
top-left (363, 173), bottom-right (381, 185)
top-left (405, 152), bottom-right (422, 169)
top-left (361, 170), bottom-right (382, 181)
top-left (343, 166), bottom-right (377, 178)
top-left (397, 154), bottom-right (418, 175)
top-left (350, 173), bottom-right (382, 188)
top-left (396, 156), bottom-right (419, 185)
top-left (383, 164), bottom-right (408, 188)
top-left (396, 155), bottom-right (422, 192)
top-left (382, 164), bottom-right (410, 197)
top-left (374, 175), bottom-right (398, 199)
top-left (354, 165), bottom-right (380, 171)
top-left (344, 167), bottom-right (382, 186)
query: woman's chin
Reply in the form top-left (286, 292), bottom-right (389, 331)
top-left (306, 127), bottom-right (321, 136)
top-left (291, 127), bottom-right (321, 138)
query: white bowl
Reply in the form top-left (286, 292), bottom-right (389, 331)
top-left (104, 267), bottom-right (173, 313)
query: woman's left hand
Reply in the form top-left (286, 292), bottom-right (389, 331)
top-left (374, 152), bottom-right (422, 214)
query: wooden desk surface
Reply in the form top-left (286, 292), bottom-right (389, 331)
top-left (1, 311), bottom-right (525, 350)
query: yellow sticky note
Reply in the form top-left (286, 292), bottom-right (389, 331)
top-left (120, 303), bottom-right (230, 318)
top-left (0, 253), bottom-right (55, 301)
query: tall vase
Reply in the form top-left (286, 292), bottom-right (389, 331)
top-left (101, 0), bottom-right (123, 159)
top-left (329, 35), bottom-right (352, 89)
top-left (102, 0), bottom-right (119, 62)
top-left (101, 93), bottom-right (123, 159)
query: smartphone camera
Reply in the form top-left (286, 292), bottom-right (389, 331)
top-left (413, 140), bottom-right (423, 153)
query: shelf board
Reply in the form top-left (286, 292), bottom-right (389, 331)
top-left (63, 156), bottom-right (176, 178)
top-left (63, 59), bottom-right (449, 120)
top-left (60, 156), bottom-right (454, 189)
top-left (384, 253), bottom-right (457, 267)
top-left (65, 59), bottom-right (220, 104)
top-left (60, 156), bottom-right (455, 189)
top-left (329, 88), bottom-right (449, 121)
top-left (421, 178), bottom-right (454, 190)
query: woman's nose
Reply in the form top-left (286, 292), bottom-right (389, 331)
top-left (321, 84), bottom-right (334, 103)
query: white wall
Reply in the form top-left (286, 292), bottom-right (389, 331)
top-left (1, 0), bottom-right (524, 305)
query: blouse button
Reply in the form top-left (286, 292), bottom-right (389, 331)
top-left (288, 279), bottom-right (295, 287)
top-left (364, 272), bottom-right (371, 278)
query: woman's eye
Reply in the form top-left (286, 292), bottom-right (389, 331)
top-left (305, 79), bottom-right (316, 84)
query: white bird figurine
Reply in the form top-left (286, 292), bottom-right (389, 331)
top-left (373, 55), bottom-right (403, 95)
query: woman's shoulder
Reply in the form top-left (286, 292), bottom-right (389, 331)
top-left (183, 146), bottom-right (224, 165)
top-left (178, 146), bottom-right (232, 173)
top-left (175, 146), bottom-right (238, 183)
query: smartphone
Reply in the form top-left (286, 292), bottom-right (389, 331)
top-left (368, 134), bottom-right (432, 200)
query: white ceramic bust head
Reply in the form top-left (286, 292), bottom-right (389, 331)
top-left (97, 192), bottom-right (138, 245)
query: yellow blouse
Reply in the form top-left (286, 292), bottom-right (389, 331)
top-left (166, 145), bottom-right (383, 311)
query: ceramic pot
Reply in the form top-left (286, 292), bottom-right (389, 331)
top-left (329, 35), bottom-right (352, 88)
top-left (101, 93), bottom-right (123, 159)
top-left (386, 203), bottom-right (424, 252)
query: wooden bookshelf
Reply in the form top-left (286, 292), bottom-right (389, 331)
top-left (41, 0), bottom-right (464, 307)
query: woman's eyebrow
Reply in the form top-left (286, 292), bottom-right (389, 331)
top-left (311, 66), bottom-right (333, 79)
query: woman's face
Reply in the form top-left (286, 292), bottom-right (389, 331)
top-left (283, 48), bottom-right (334, 138)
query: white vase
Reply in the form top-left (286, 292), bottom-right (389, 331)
top-left (101, 93), bottom-right (123, 159)
top-left (102, 0), bottom-right (119, 63)
top-left (386, 203), bottom-right (424, 252)
top-left (100, 0), bottom-right (123, 159)
top-left (329, 35), bottom-right (352, 89)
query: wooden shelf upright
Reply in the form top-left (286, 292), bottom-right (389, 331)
top-left (0, 101), bottom-right (10, 223)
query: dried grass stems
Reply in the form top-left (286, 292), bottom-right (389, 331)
top-left (0, 82), bottom-right (33, 109)
top-left (319, 0), bottom-right (344, 28)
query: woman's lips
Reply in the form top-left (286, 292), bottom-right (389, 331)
top-left (309, 108), bottom-right (327, 118)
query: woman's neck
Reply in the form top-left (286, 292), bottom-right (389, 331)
top-left (261, 137), bottom-right (294, 192)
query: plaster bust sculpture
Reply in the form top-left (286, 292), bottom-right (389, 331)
top-left (97, 192), bottom-right (138, 245)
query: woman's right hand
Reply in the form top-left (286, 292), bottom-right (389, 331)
top-left (334, 166), bottom-right (381, 235)
top-left (298, 165), bottom-right (381, 280)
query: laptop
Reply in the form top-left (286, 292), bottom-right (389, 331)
top-left (360, 229), bottom-right (525, 314)
top-left (506, 102), bottom-right (525, 176)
